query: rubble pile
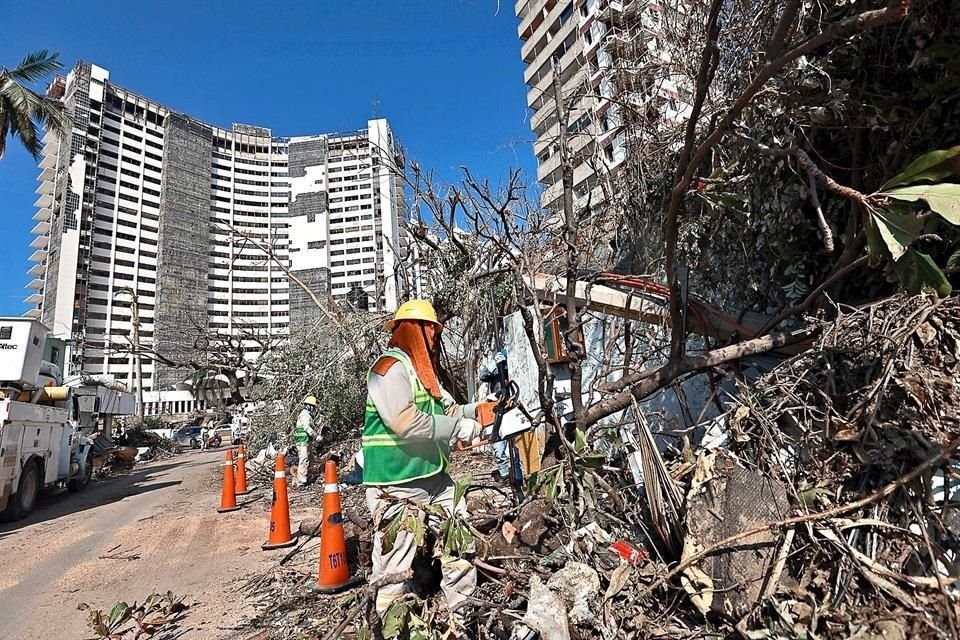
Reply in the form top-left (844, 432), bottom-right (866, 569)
top-left (235, 294), bottom-right (958, 639)
top-left (713, 293), bottom-right (960, 638)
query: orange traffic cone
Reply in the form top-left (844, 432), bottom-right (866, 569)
top-left (314, 460), bottom-right (360, 593)
top-left (217, 449), bottom-right (241, 513)
top-left (262, 454), bottom-right (298, 550)
top-left (235, 444), bottom-right (253, 496)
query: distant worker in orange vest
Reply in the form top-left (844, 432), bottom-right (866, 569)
top-left (362, 299), bottom-right (497, 617)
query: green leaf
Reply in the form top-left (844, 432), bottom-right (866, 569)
top-left (576, 454), bottom-right (606, 469)
top-left (107, 602), bottom-right (131, 629)
top-left (382, 509), bottom-right (405, 553)
top-left (407, 514), bottom-right (426, 546)
top-left (947, 246), bottom-right (960, 270)
top-left (143, 594), bottom-right (163, 612)
top-left (867, 204), bottom-right (924, 261)
top-left (864, 214), bottom-right (886, 259)
top-left (453, 475), bottom-right (471, 509)
top-left (881, 146), bottom-right (960, 190)
top-left (574, 428), bottom-right (586, 453)
top-left (380, 601), bottom-right (408, 639)
top-left (883, 183), bottom-right (960, 225)
top-left (893, 249), bottom-right (952, 297)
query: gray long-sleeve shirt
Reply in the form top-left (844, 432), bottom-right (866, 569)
top-left (368, 360), bottom-right (477, 440)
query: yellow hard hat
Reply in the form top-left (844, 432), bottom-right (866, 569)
top-left (385, 299), bottom-right (441, 331)
top-left (303, 395), bottom-right (318, 406)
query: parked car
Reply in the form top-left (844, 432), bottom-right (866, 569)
top-left (171, 426), bottom-right (204, 449)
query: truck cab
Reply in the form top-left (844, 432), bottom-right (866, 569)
top-left (0, 319), bottom-right (133, 521)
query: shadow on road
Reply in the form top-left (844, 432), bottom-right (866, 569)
top-left (0, 454), bottom-right (213, 536)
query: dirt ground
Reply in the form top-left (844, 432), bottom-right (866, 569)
top-left (0, 449), bottom-right (294, 639)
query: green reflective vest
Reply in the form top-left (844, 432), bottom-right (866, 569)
top-left (362, 348), bottom-right (447, 486)
top-left (294, 409), bottom-right (312, 444)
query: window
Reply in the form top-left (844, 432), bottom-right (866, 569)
top-left (542, 306), bottom-right (583, 364)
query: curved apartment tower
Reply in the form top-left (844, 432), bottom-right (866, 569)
top-left (27, 61), bottom-right (407, 394)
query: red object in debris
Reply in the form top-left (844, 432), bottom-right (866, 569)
top-left (609, 540), bottom-right (649, 565)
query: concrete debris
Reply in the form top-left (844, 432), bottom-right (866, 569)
top-left (518, 575), bottom-right (571, 640)
top-left (546, 562), bottom-right (601, 625)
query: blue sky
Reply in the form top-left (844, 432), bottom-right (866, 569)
top-left (0, 0), bottom-right (536, 315)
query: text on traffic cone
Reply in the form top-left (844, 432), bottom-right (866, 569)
top-left (217, 449), bottom-right (241, 513)
top-left (262, 453), bottom-right (298, 550)
top-left (235, 444), bottom-right (252, 496)
top-left (315, 460), bottom-right (359, 592)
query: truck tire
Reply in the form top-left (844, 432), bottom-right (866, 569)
top-left (0, 460), bottom-right (42, 522)
top-left (68, 451), bottom-right (94, 493)
top-left (189, 438), bottom-right (198, 449)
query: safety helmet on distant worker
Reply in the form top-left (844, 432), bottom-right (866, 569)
top-left (303, 395), bottom-right (319, 407)
top-left (385, 299), bottom-right (441, 332)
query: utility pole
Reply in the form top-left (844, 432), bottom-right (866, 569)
top-left (115, 287), bottom-right (144, 422)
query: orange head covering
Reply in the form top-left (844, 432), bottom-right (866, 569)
top-left (387, 320), bottom-right (443, 399)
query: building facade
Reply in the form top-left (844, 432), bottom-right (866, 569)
top-left (26, 61), bottom-right (407, 393)
top-left (516, 0), bottom-right (692, 214)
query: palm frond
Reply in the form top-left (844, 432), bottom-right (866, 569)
top-left (0, 78), bottom-right (68, 135)
top-left (8, 102), bottom-right (41, 159)
top-left (4, 50), bottom-right (63, 84)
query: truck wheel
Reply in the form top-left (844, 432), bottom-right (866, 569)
top-left (0, 460), bottom-right (42, 522)
top-left (190, 438), bottom-right (198, 449)
top-left (68, 452), bottom-right (94, 493)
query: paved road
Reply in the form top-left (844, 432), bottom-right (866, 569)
top-left (0, 449), bottom-right (273, 639)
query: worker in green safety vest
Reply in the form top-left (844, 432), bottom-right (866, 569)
top-left (362, 299), bottom-right (497, 618)
top-left (294, 395), bottom-right (323, 486)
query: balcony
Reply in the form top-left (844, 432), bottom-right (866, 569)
top-left (34, 192), bottom-right (53, 209)
top-left (28, 249), bottom-right (47, 263)
top-left (528, 63), bottom-right (590, 116)
top-left (23, 292), bottom-right (43, 305)
top-left (23, 308), bottom-right (41, 319)
top-left (28, 263), bottom-right (45, 277)
top-left (40, 151), bottom-right (58, 169)
top-left (33, 207), bottom-right (52, 222)
top-left (518, 0), bottom-right (559, 43)
top-left (523, 16), bottom-right (580, 86)
top-left (30, 234), bottom-right (49, 249)
top-left (31, 220), bottom-right (50, 235)
top-left (27, 278), bottom-right (45, 290)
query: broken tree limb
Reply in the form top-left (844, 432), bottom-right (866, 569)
top-left (641, 435), bottom-right (960, 597)
top-left (585, 327), bottom-right (817, 426)
top-left (755, 256), bottom-right (870, 336)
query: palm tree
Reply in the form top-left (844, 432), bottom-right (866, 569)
top-left (0, 50), bottom-right (68, 161)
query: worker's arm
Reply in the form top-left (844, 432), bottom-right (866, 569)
top-left (369, 361), bottom-right (479, 441)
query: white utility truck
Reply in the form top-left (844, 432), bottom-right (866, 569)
top-left (0, 318), bottom-right (119, 521)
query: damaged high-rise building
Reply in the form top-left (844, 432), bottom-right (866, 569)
top-left (516, 0), bottom-right (693, 214)
top-left (25, 61), bottom-right (409, 392)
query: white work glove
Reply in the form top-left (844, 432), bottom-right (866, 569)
top-left (452, 418), bottom-right (482, 447)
